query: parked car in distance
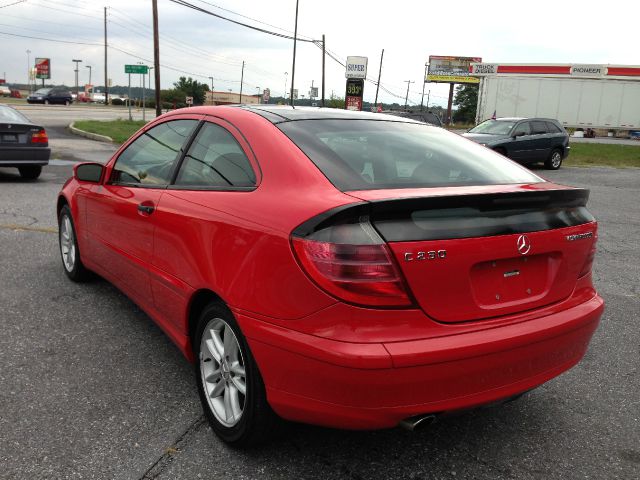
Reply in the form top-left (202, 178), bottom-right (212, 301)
top-left (57, 106), bottom-right (603, 447)
top-left (0, 85), bottom-right (11, 97)
top-left (0, 104), bottom-right (50, 179)
top-left (27, 88), bottom-right (73, 105)
top-left (463, 117), bottom-right (570, 169)
top-left (383, 109), bottom-right (443, 127)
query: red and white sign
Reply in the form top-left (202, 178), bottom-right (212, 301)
top-left (346, 96), bottom-right (362, 111)
top-left (35, 58), bottom-right (51, 79)
top-left (470, 63), bottom-right (640, 79)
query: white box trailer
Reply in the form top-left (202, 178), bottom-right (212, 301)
top-left (473, 64), bottom-right (640, 130)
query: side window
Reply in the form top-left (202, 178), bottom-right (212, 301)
top-left (546, 121), bottom-right (564, 133)
top-left (174, 122), bottom-right (256, 188)
top-left (531, 121), bottom-right (548, 135)
top-left (111, 120), bottom-right (197, 186)
top-left (512, 122), bottom-right (531, 136)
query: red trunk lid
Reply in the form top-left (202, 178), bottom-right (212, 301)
top-left (348, 184), bottom-right (597, 323)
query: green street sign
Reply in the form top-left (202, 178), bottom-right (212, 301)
top-left (124, 64), bottom-right (149, 74)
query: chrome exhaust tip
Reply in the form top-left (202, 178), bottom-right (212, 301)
top-left (399, 414), bottom-right (437, 431)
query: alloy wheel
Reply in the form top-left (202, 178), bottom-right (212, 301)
top-left (60, 214), bottom-right (76, 272)
top-left (199, 317), bottom-right (247, 427)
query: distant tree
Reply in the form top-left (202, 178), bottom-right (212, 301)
top-left (326, 93), bottom-right (345, 109)
top-left (171, 76), bottom-right (209, 105)
top-left (453, 84), bottom-right (479, 124)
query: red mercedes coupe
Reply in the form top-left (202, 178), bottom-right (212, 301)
top-left (57, 106), bottom-right (603, 446)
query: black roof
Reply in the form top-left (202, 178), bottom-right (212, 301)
top-left (238, 105), bottom-right (422, 124)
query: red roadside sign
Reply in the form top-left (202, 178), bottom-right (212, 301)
top-left (35, 58), bottom-right (51, 79)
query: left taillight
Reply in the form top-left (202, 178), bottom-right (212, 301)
top-left (291, 217), bottom-right (413, 308)
top-left (31, 129), bottom-right (48, 144)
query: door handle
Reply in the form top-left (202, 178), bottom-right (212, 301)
top-left (137, 204), bottom-right (155, 214)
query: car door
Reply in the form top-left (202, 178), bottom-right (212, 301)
top-left (530, 120), bottom-right (552, 161)
top-left (546, 121), bottom-right (567, 150)
top-left (150, 118), bottom-right (259, 331)
top-left (505, 121), bottom-right (532, 161)
top-left (83, 117), bottom-right (200, 308)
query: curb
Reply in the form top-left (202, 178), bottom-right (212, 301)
top-left (68, 122), bottom-right (114, 143)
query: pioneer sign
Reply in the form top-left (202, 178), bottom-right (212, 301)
top-left (571, 65), bottom-right (607, 77)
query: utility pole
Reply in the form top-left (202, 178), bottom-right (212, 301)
top-left (374, 49), bottom-right (384, 109)
top-left (321, 34), bottom-right (325, 107)
top-left (420, 63), bottom-right (428, 111)
top-left (239, 60), bottom-right (244, 104)
top-left (403, 80), bottom-right (414, 111)
top-left (104, 6), bottom-right (108, 105)
top-left (208, 76), bottom-right (214, 105)
top-left (290, 0), bottom-right (299, 107)
top-left (446, 83), bottom-right (455, 125)
top-left (72, 59), bottom-right (82, 99)
top-left (152, 0), bottom-right (161, 117)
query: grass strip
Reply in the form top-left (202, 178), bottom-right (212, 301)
top-left (566, 143), bottom-right (640, 168)
top-left (73, 119), bottom-right (147, 144)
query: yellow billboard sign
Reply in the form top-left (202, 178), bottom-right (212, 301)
top-left (427, 56), bottom-right (482, 84)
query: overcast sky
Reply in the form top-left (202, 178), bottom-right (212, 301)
top-left (0, 0), bottom-right (637, 107)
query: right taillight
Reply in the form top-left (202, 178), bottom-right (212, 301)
top-left (291, 218), bottom-right (413, 307)
top-left (30, 129), bottom-right (48, 144)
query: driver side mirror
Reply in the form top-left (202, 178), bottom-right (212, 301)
top-left (513, 131), bottom-right (526, 138)
top-left (74, 162), bottom-right (104, 183)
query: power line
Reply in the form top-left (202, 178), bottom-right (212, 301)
top-left (0, 21), bottom-right (96, 44)
top-left (191, 0), bottom-right (315, 41)
top-left (167, 0), bottom-right (317, 43)
top-left (0, 0), bottom-right (27, 9)
top-left (26, 1), bottom-right (102, 21)
top-left (0, 12), bottom-right (101, 31)
top-left (0, 29), bottom-right (101, 45)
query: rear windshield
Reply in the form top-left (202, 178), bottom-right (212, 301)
top-left (469, 119), bottom-right (517, 135)
top-left (0, 106), bottom-right (30, 123)
top-left (277, 119), bottom-right (542, 191)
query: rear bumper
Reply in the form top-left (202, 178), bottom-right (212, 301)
top-left (0, 147), bottom-right (50, 166)
top-left (239, 294), bottom-right (603, 429)
top-left (564, 145), bottom-right (571, 158)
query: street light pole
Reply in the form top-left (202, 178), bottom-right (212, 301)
top-left (239, 60), bottom-right (244, 104)
top-left (26, 50), bottom-right (31, 93)
top-left (284, 72), bottom-right (288, 103)
top-left (148, 66), bottom-right (154, 111)
top-left (208, 76), bottom-right (214, 105)
top-left (72, 59), bottom-right (82, 100)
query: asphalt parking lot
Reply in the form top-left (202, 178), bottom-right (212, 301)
top-left (1, 128), bottom-right (639, 479)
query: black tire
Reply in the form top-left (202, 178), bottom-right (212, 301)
top-left (58, 205), bottom-right (92, 282)
top-left (18, 166), bottom-right (42, 180)
top-left (194, 302), bottom-right (277, 447)
top-left (545, 148), bottom-right (563, 170)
